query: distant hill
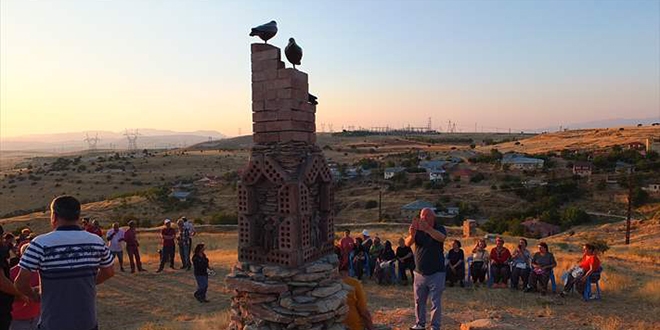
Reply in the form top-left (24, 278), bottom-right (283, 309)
top-left (532, 117), bottom-right (660, 132)
top-left (488, 125), bottom-right (660, 154)
top-left (1, 129), bottom-right (226, 152)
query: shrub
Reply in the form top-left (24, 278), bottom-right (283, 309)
top-left (470, 173), bottom-right (485, 183)
top-left (364, 200), bottom-right (378, 209)
top-left (588, 239), bottom-right (610, 254)
top-left (210, 213), bottom-right (238, 225)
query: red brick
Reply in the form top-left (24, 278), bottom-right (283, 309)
top-left (253, 111), bottom-right (278, 122)
top-left (251, 48), bottom-right (280, 62)
top-left (252, 101), bottom-right (265, 111)
top-left (251, 43), bottom-right (278, 53)
top-left (251, 89), bottom-right (265, 102)
top-left (277, 109), bottom-right (295, 121)
top-left (277, 89), bottom-right (308, 101)
top-left (279, 131), bottom-right (312, 143)
top-left (252, 59), bottom-right (284, 72)
top-left (265, 89), bottom-right (278, 100)
top-left (252, 69), bottom-right (278, 82)
top-left (252, 81), bottom-right (266, 93)
top-left (253, 132), bottom-right (280, 144)
top-left (297, 102), bottom-right (316, 113)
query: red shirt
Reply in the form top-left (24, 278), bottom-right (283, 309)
top-left (161, 228), bottom-right (176, 247)
top-left (9, 266), bottom-right (40, 320)
top-left (124, 228), bottom-right (138, 247)
top-left (490, 247), bottom-right (511, 265)
top-left (579, 254), bottom-right (600, 272)
top-left (340, 237), bottom-right (355, 254)
top-left (86, 227), bottom-right (103, 238)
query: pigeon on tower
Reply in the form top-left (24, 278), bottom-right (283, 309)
top-left (249, 21), bottom-right (278, 43)
top-left (285, 38), bottom-right (303, 69)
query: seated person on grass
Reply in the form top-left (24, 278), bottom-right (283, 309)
top-left (352, 237), bottom-right (367, 280)
top-left (510, 238), bottom-right (532, 290)
top-left (374, 240), bottom-right (396, 285)
top-left (470, 239), bottom-right (489, 286)
top-left (560, 243), bottom-right (601, 297)
top-left (446, 240), bottom-right (465, 287)
top-left (395, 237), bottom-right (415, 285)
top-left (341, 266), bottom-right (374, 330)
top-left (490, 237), bottom-right (511, 288)
top-left (524, 242), bottom-right (557, 294)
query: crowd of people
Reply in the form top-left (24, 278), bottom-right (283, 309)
top-left (336, 208), bottom-right (603, 330)
top-left (0, 196), bottom-right (214, 330)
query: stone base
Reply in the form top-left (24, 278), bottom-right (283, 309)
top-left (226, 254), bottom-right (348, 330)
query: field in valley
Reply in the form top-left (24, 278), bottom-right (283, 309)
top-left (93, 218), bottom-right (660, 330)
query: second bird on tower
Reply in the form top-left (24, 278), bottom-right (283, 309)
top-left (285, 38), bottom-right (303, 69)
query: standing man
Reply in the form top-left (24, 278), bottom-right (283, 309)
top-left (404, 208), bottom-right (446, 330)
top-left (124, 221), bottom-right (146, 273)
top-left (86, 220), bottom-right (103, 238)
top-left (156, 219), bottom-right (176, 273)
top-left (15, 195), bottom-right (114, 330)
top-left (176, 219), bottom-right (191, 270)
top-left (339, 229), bottom-right (355, 271)
top-left (106, 223), bottom-right (126, 272)
top-left (181, 217), bottom-right (195, 270)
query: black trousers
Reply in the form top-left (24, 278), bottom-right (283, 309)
top-left (492, 263), bottom-right (510, 284)
top-left (471, 261), bottom-right (487, 283)
top-left (446, 263), bottom-right (465, 284)
top-left (511, 267), bottom-right (530, 289)
top-left (528, 270), bottom-right (551, 293)
top-left (158, 245), bottom-right (175, 270)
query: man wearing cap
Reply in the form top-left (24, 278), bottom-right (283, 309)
top-left (156, 219), bottom-right (176, 273)
top-left (361, 230), bottom-right (373, 253)
top-left (404, 207), bottom-right (447, 330)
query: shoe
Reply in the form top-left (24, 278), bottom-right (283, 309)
top-left (559, 291), bottom-right (566, 298)
top-left (201, 299), bottom-right (210, 303)
top-left (410, 324), bottom-right (426, 330)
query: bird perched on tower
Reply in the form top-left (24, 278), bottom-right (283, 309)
top-left (249, 21), bottom-right (278, 43)
top-left (285, 38), bottom-right (303, 69)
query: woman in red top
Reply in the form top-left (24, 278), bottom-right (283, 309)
top-left (560, 243), bottom-right (601, 296)
top-left (489, 237), bottom-right (512, 288)
top-left (9, 244), bottom-right (40, 329)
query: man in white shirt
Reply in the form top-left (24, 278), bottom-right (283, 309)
top-left (106, 223), bottom-right (125, 272)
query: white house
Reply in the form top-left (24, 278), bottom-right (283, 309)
top-left (643, 183), bottom-right (660, 194)
top-left (429, 169), bottom-right (446, 182)
top-left (572, 161), bottom-right (593, 177)
top-left (419, 160), bottom-right (448, 172)
top-left (501, 154), bottom-right (544, 170)
top-left (384, 167), bottom-right (406, 180)
top-left (646, 138), bottom-right (660, 153)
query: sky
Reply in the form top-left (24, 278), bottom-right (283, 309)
top-left (1, 0), bottom-right (659, 138)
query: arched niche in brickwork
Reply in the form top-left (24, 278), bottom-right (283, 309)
top-left (241, 154), bottom-right (264, 186)
top-left (263, 156), bottom-right (289, 185)
top-left (302, 155), bottom-right (332, 186)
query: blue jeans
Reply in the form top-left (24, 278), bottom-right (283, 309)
top-left (195, 275), bottom-right (208, 300)
top-left (413, 271), bottom-right (445, 330)
top-left (179, 243), bottom-right (191, 269)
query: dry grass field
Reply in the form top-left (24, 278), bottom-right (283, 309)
top-left (485, 126), bottom-right (660, 154)
top-left (91, 218), bottom-right (660, 330)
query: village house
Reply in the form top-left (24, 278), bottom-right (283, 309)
top-left (400, 200), bottom-right (436, 220)
top-left (169, 190), bottom-right (192, 202)
top-left (521, 219), bottom-right (560, 238)
top-left (627, 141), bottom-right (646, 151)
top-left (647, 138), bottom-right (660, 154)
top-left (418, 160), bottom-right (448, 172)
top-left (449, 167), bottom-right (476, 181)
top-left (501, 154), bottom-right (544, 170)
top-left (384, 166), bottom-right (406, 180)
top-left (429, 169), bottom-right (446, 182)
top-left (642, 183), bottom-right (660, 194)
top-left (615, 161), bottom-right (634, 174)
top-left (572, 161), bottom-right (593, 177)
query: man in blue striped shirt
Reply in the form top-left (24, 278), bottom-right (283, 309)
top-left (14, 196), bottom-right (114, 330)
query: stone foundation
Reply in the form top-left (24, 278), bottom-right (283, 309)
top-left (226, 254), bottom-right (348, 330)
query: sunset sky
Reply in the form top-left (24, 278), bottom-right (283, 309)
top-left (1, 0), bottom-right (659, 138)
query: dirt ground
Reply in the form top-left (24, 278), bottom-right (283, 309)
top-left (95, 224), bottom-right (660, 330)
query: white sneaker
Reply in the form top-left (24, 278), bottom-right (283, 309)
top-left (410, 325), bottom-right (426, 330)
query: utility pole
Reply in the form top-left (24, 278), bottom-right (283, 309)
top-left (378, 189), bottom-right (382, 222)
top-left (626, 169), bottom-right (633, 245)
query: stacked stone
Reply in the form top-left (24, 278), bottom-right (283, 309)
top-left (226, 254), bottom-right (349, 330)
top-left (251, 43), bottom-right (316, 145)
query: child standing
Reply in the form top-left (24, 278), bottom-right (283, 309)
top-left (192, 243), bottom-right (211, 303)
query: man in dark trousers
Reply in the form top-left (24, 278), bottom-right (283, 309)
top-left (15, 196), bottom-right (114, 330)
top-left (404, 208), bottom-right (446, 330)
top-left (156, 219), bottom-right (176, 273)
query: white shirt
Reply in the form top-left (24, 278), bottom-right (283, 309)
top-left (106, 228), bottom-right (125, 252)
